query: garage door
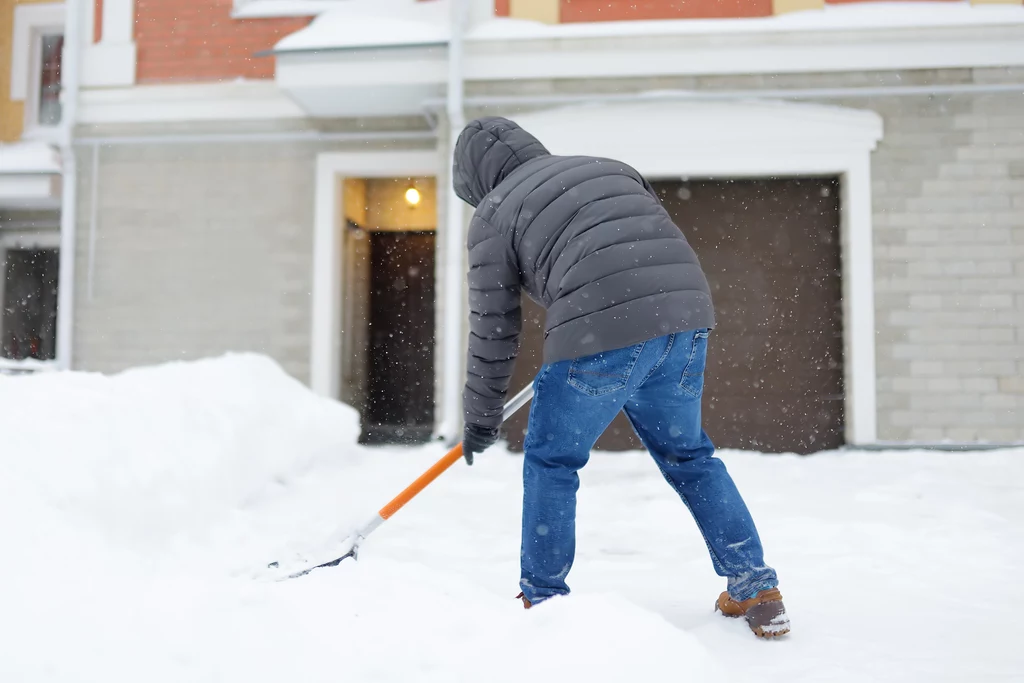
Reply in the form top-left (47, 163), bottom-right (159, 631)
top-left (503, 177), bottom-right (844, 455)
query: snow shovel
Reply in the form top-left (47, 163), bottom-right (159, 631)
top-left (266, 383), bottom-right (535, 581)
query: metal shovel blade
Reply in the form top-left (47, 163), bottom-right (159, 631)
top-left (264, 536), bottom-right (360, 581)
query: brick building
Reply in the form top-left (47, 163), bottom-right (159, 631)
top-left (1, 0), bottom-right (1022, 451)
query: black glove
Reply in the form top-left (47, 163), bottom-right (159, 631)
top-left (462, 424), bottom-right (500, 466)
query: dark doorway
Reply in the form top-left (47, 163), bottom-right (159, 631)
top-left (2, 248), bottom-right (59, 361)
top-left (505, 177), bottom-right (844, 455)
top-left (360, 231), bottom-right (436, 445)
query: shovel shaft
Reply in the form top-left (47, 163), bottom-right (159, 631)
top-left (374, 383), bottom-right (535, 523)
top-left (379, 444), bottom-right (464, 520)
top-left (272, 384), bottom-right (536, 579)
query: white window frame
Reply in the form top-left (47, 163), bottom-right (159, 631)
top-left (0, 228), bottom-right (62, 373)
top-left (10, 3), bottom-right (66, 143)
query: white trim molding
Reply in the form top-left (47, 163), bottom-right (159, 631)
top-left (10, 3), bottom-right (66, 102)
top-left (0, 141), bottom-right (63, 208)
top-left (311, 150), bottom-right (440, 403)
top-left (81, 42), bottom-right (136, 88)
top-left (77, 82), bottom-right (307, 124)
top-left (81, 0), bottom-right (136, 87)
top-left (0, 357), bottom-right (60, 374)
top-left (513, 100), bottom-right (883, 445)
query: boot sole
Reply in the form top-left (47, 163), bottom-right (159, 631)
top-left (716, 600), bottom-right (791, 639)
top-left (752, 624), bottom-right (790, 639)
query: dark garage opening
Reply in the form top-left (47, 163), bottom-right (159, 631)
top-left (504, 177), bottom-right (845, 455)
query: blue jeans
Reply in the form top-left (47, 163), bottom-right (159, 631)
top-left (520, 330), bottom-right (778, 605)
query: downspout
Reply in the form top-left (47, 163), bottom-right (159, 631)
top-left (439, 0), bottom-right (469, 444)
top-left (55, 0), bottom-right (82, 371)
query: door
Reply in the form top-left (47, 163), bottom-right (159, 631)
top-left (1, 248), bottom-right (59, 361)
top-left (506, 177), bottom-right (844, 454)
top-left (360, 231), bottom-right (436, 445)
top-left (658, 178), bottom-right (844, 454)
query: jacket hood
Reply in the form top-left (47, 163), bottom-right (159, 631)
top-left (452, 117), bottom-right (550, 208)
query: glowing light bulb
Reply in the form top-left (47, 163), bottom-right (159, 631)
top-left (405, 187), bottom-right (421, 206)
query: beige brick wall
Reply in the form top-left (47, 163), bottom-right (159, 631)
top-left (869, 90), bottom-right (1024, 443)
top-left (72, 128), bottom-right (438, 385)
top-left (71, 140), bottom-right (320, 382)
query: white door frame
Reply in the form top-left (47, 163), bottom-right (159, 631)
top-left (514, 100), bottom-right (884, 445)
top-left (310, 150), bottom-right (439, 402)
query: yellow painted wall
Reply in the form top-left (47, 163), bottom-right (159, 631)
top-left (772, 0), bottom-right (823, 14)
top-left (344, 177), bottom-right (436, 232)
top-left (0, 0), bottom-right (61, 143)
top-left (342, 178), bottom-right (368, 226)
top-left (366, 177), bottom-right (436, 232)
top-left (509, 0), bottom-right (559, 24)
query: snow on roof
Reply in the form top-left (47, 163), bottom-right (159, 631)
top-left (0, 141), bottom-right (62, 175)
top-left (470, 2), bottom-right (1024, 41)
top-left (274, 0), bottom-right (448, 52)
top-left (273, 0), bottom-right (1024, 52)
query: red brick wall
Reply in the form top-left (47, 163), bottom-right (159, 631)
top-left (135, 0), bottom-right (311, 83)
top-left (94, 0), bottom-right (103, 42)
top-left (560, 0), bottom-right (772, 22)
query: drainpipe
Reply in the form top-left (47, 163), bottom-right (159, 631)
top-left (55, 0), bottom-right (82, 371)
top-left (439, 0), bottom-right (469, 445)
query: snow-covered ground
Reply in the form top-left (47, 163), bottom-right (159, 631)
top-left (2, 355), bottom-right (1021, 682)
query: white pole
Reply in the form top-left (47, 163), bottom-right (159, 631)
top-left (55, 0), bottom-right (83, 370)
top-left (439, 0), bottom-right (469, 445)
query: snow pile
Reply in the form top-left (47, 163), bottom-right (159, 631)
top-left (274, 0), bottom-right (449, 52)
top-left (0, 355), bottom-right (720, 682)
top-left (0, 355), bottom-right (359, 561)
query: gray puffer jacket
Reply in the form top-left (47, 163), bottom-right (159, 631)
top-left (454, 116), bottom-right (714, 430)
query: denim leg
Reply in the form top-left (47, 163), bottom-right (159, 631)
top-left (624, 330), bottom-right (778, 601)
top-left (519, 344), bottom-right (649, 605)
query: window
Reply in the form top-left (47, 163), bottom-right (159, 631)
top-left (37, 34), bottom-right (64, 127)
top-left (0, 231), bottom-right (60, 366)
top-left (11, 3), bottom-right (66, 139)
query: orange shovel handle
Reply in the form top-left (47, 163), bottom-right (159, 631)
top-left (371, 384), bottom-right (534, 524)
top-left (378, 444), bottom-right (465, 520)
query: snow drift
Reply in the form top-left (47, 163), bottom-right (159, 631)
top-left (0, 355), bottom-right (720, 682)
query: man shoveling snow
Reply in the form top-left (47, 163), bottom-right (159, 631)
top-left (452, 116), bottom-right (789, 638)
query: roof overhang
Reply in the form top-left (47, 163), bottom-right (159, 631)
top-left (276, 45), bottom-right (447, 118)
top-left (270, 1), bottom-right (1024, 119)
top-left (0, 142), bottom-right (63, 210)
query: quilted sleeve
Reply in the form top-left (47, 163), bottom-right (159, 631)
top-left (463, 214), bottom-right (522, 431)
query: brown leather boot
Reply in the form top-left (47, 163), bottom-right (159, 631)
top-left (716, 587), bottom-right (790, 638)
top-left (515, 592), bottom-right (532, 609)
